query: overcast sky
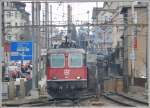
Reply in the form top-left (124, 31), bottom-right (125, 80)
top-left (25, 2), bottom-right (104, 22)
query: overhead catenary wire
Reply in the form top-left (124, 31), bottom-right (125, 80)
top-left (5, 0), bottom-right (148, 3)
top-left (4, 23), bottom-right (147, 31)
top-left (4, 2), bottom-right (148, 25)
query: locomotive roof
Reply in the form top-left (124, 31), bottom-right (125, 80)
top-left (48, 48), bottom-right (85, 53)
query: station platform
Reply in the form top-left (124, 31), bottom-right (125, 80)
top-left (2, 77), bottom-right (47, 101)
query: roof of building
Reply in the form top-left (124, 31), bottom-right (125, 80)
top-left (92, 7), bottom-right (116, 19)
top-left (120, 3), bottom-right (148, 14)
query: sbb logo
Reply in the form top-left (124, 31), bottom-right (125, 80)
top-left (64, 69), bottom-right (70, 76)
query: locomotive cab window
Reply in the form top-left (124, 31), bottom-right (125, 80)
top-left (50, 54), bottom-right (64, 68)
top-left (69, 54), bottom-right (82, 68)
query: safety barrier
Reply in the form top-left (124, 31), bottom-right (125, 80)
top-left (2, 79), bottom-right (32, 100)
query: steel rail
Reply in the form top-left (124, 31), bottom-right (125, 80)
top-left (103, 93), bottom-right (134, 106)
top-left (116, 92), bottom-right (149, 105)
top-left (103, 92), bottom-right (148, 107)
top-left (3, 91), bottom-right (96, 107)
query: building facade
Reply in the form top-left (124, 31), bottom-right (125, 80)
top-left (4, 2), bottom-right (30, 42)
top-left (92, 2), bottom-right (148, 88)
top-left (121, 4), bottom-right (148, 79)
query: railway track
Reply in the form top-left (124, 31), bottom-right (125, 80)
top-left (10, 98), bottom-right (80, 107)
top-left (27, 99), bottom-right (80, 107)
top-left (3, 92), bottom-right (96, 107)
top-left (5, 91), bottom-right (148, 107)
top-left (103, 92), bottom-right (148, 107)
top-left (29, 93), bottom-right (96, 107)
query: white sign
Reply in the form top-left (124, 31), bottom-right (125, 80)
top-left (41, 49), bottom-right (47, 56)
top-left (87, 54), bottom-right (97, 63)
top-left (129, 51), bottom-right (136, 60)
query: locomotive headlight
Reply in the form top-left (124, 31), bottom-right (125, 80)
top-left (52, 76), bottom-right (57, 80)
top-left (76, 76), bottom-right (81, 80)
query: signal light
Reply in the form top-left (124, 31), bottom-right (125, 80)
top-left (52, 76), bottom-right (57, 80)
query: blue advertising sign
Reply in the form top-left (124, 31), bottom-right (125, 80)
top-left (10, 41), bottom-right (32, 60)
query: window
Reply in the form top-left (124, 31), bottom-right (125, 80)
top-left (15, 23), bottom-right (17, 26)
top-left (69, 54), bottom-right (82, 68)
top-left (10, 12), bottom-right (13, 17)
top-left (7, 12), bottom-right (11, 17)
top-left (20, 23), bottom-right (23, 26)
top-left (6, 22), bottom-right (11, 26)
top-left (15, 12), bottom-right (17, 18)
top-left (50, 54), bottom-right (64, 68)
top-left (22, 14), bottom-right (24, 19)
top-left (7, 28), bottom-right (12, 32)
top-left (11, 3), bottom-right (14, 8)
top-left (6, 2), bottom-right (8, 6)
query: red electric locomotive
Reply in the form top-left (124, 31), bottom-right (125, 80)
top-left (46, 48), bottom-right (87, 98)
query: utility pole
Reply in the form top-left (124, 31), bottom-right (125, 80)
top-left (42, 9), bottom-right (47, 78)
top-left (50, 5), bottom-right (52, 48)
top-left (87, 10), bottom-right (90, 52)
top-left (123, 7), bottom-right (129, 92)
top-left (147, 1), bottom-right (150, 90)
top-left (131, 1), bottom-right (137, 86)
top-left (42, 10), bottom-right (45, 47)
top-left (67, 5), bottom-right (72, 40)
top-left (36, 3), bottom-right (41, 80)
top-left (1, 2), bottom-right (4, 46)
top-left (104, 31), bottom-right (106, 54)
top-left (1, 2), bottom-right (6, 82)
top-left (45, 2), bottom-right (49, 49)
top-left (0, 1), bottom-right (3, 83)
top-left (32, 2), bottom-right (36, 90)
top-left (31, 2), bottom-right (39, 98)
